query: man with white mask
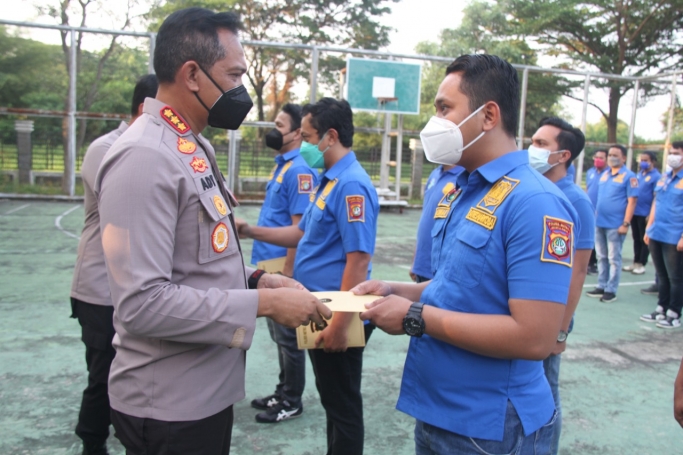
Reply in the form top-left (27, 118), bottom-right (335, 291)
top-left (528, 117), bottom-right (595, 455)
top-left (352, 54), bottom-right (579, 455)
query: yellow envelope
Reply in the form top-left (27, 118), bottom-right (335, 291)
top-left (256, 256), bottom-right (287, 274)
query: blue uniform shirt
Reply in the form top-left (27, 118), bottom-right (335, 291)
top-left (251, 148), bottom-right (318, 264)
top-left (412, 165), bottom-right (464, 279)
top-left (556, 174), bottom-right (595, 250)
top-left (595, 165), bottom-right (638, 229)
top-left (398, 151), bottom-right (578, 442)
top-left (567, 163), bottom-right (576, 180)
top-left (634, 168), bottom-right (661, 217)
top-left (294, 152), bottom-right (379, 292)
top-left (647, 169), bottom-right (683, 245)
top-left (586, 166), bottom-right (606, 208)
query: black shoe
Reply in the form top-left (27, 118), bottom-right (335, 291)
top-left (255, 400), bottom-right (303, 423)
top-left (600, 292), bottom-right (617, 303)
top-left (586, 288), bottom-right (604, 298)
top-left (82, 443), bottom-right (109, 455)
top-left (251, 393), bottom-right (281, 410)
top-left (587, 265), bottom-right (598, 275)
top-left (640, 284), bottom-right (659, 295)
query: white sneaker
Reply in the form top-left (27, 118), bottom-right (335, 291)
top-left (622, 263), bottom-right (635, 272)
top-left (656, 310), bottom-right (681, 329)
top-left (632, 264), bottom-right (646, 275)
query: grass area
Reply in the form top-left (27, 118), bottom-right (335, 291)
top-left (0, 174), bottom-right (84, 196)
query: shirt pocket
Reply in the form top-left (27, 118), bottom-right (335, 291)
top-left (305, 205), bottom-right (329, 242)
top-left (197, 190), bottom-right (240, 264)
top-left (447, 223), bottom-right (492, 288)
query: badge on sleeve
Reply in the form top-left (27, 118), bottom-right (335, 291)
top-left (298, 174), bottom-right (313, 193)
top-left (630, 177), bottom-right (638, 188)
top-left (212, 222), bottom-right (229, 253)
top-left (189, 156), bottom-right (207, 173)
top-left (213, 195), bottom-right (228, 217)
top-left (161, 106), bottom-right (190, 134)
top-left (541, 216), bottom-right (574, 267)
top-left (177, 137), bottom-right (196, 154)
top-left (346, 195), bottom-right (365, 222)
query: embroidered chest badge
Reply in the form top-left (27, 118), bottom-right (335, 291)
top-left (434, 185), bottom-right (461, 219)
top-left (161, 106), bottom-right (190, 134)
top-left (540, 216), bottom-right (574, 267)
top-left (212, 222), bottom-right (229, 253)
top-left (177, 137), bottom-right (196, 154)
top-left (189, 156), bottom-right (207, 173)
top-left (477, 176), bottom-right (519, 214)
top-left (613, 173), bottom-right (626, 184)
top-left (346, 195), bottom-right (365, 222)
top-left (213, 195), bottom-right (228, 217)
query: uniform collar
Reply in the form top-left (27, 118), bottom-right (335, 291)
top-left (117, 121), bottom-right (129, 134)
top-left (556, 174), bottom-right (574, 189)
top-left (143, 97), bottom-right (193, 137)
top-left (322, 151), bottom-right (356, 181)
top-left (610, 164), bottom-right (626, 175)
top-left (441, 165), bottom-right (462, 176)
top-left (275, 148), bottom-right (301, 164)
top-left (475, 150), bottom-right (527, 183)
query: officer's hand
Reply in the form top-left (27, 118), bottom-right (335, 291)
top-left (644, 233), bottom-right (650, 246)
top-left (257, 288), bottom-right (332, 328)
top-left (350, 279), bottom-right (393, 297)
top-left (677, 237), bottom-right (683, 252)
top-left (235, 218), bottom-right (251, 239)
top-left (314, 320), bottom-right (349, 353)
top-left (360, 294), bottom-right (412, 335)
top-left (409, 271), bottom-right (417, 282)
top-left (257, 272), bottom-right (305, 290)
top-left (551, 340), bottom-right (566, 356)
top-left (617, 224), bottom-right (628, 235)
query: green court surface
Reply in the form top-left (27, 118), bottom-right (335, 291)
top-left (0, 199), bottom-right (681, 455)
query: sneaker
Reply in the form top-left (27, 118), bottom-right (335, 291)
top-left (600, 292), bottom-right (617, 303)
top-left (656, 310), bottom-right (681, 329)
top-left (587, 265), bottom-right (598, 275)
top-left (640, 306), bottom-right (666, 323)
top-left (251, 393), bottom-right (281, 410)
top-left (641, 284), bottom-right (659, 295)
top-left (622, 263), bottom-right (635, 272)
top-left (632, 264), bottom-right (646, 275)
top-left (255, 400), bottom-right (303, 423)
top-left (586, 288), bottom-right (605, 298)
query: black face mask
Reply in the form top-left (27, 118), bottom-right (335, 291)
top-left (265, 128), bottom-right (284, 150)
top-left (195, 65), bottom-right (253, 130)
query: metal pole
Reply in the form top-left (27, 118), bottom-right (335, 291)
top-left (309, 47), bottom-right (319, 103)
top-left (379, 112), bottom-right (392, 190)
top-left (575, 75), bottom-right (591, 186)
top-left (66, 30), bottom-right (77, 197)
top-left (663, 73), bottom-right (678, 171)
top-left (517, 68), bottom-right (529, 149)
top-left (148, 33), bottom-right (156, 74)
top-left (395, 114), bottom-right (404, 201)
top-left (626, 80), bottom-right (639, 171)
top-left (228, 129), bottom-right (238, 193)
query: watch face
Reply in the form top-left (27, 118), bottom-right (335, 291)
top-left (404, 317), bottom-right (423, 336)
top-left (557, 331), bottom-right (568, 342)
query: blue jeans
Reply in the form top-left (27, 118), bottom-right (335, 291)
top-left (414, 401), bottom-right (556, 455)
top-left (266, 318), bottom-right (305, 406)
top-left (595, 227), bottom-right (626, 293)
top-left (542, 354), bottom-right (562, 455)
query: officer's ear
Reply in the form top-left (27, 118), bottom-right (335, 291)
top-left (325, 128), bottom-right (339, 148)
top-left (178, 61), bottom-right (202, 93)
top-left (481, 101), bottom-right (501, 132)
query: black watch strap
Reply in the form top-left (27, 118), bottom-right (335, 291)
top-left (248, 269), bottom-right (266, 289)
top-left (403, 302), bottom-right (426, 337)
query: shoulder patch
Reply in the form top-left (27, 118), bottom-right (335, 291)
top-left (540, 216), bottom-right (574, 267)
top-left (176, 137), bottom-right (196, 155)
top-left (161, 106), bottom-right (190, 134)
top-left (477, 176), bottom-right (519, 214)
top-left (346, 195), bottom-right (365, 222)
top-left (465, 207), bottom-right (496, 230)
top-left (630, 177), bottom-right (638, 188)
top-left (298, 174), bottom-right (313, 193)
top-left (276, 161), bottom-right (294, 183)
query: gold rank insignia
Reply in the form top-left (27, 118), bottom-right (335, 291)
top-left (477, 176), bottom-right (519, 214)
top-left (212, 222), bottom-right (229, 253)
top-left (213, 195), bottom-right (228, 217)
top-left (276, 161), bottom-right (294, 184)
top-left (160, 106), bottom-right (190, 134)
top-left (189, 156), bottom-right (207, 173)
top-left (613, 172), bottom-right (626, 183)
top-left (177, 137), bottom-right (196, 154)
top-left (316, 179), bottom-right (338, 210)
top-left (540, 216), bottom-right (574, 267)
top-left (268, 164), bottom-right (278, 182)
top-left (676, 178), bottom-right (683, 190)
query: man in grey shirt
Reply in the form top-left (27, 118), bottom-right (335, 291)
top-left (95, 8), bottom-right (330, 455)
top-left (70, 74), bottom-right (158, 455)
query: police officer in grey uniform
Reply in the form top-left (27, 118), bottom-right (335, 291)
top-left (95, 8), bottom-right (330, 455)
top-left (70, 74), bottom-right (158, 455)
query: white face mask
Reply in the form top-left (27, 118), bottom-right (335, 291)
top-left (528, 145), bottom-right (564, 175)
top-left (667, 154), bottom-right (683, 170)
top-left (419, 105), bottom-right (486, 165)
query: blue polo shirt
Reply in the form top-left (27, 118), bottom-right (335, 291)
top-left (294, 152), bottom-right (379, 292)
top-left (647, 169), bottom-right (683, 245)
top-left (556, 175), bottom-right (595, 250)
top-left (398, 151), bottom-right (578, 442)
top-left (251, 148), bottom-right (318, 264)
top-left (634, 168), bottom-right (661, 217)
top-left (586, 166), bottom-right (606, 208)
top-left (595, 165), bottom-right (638, 229)
top-left (411, 165), bottom-right (464, 279)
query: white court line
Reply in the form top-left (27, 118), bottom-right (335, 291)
top-left (55, 204), bottom-right (82, 240)
top-left (1, 203), bottom-right (29, 216)
top-left (583, 280), bottom-right (654, 288)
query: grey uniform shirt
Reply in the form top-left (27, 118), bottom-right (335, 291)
top-left (71, 121), bottom-right (128, 306)
top-left (95, 98), bottom-right (258, 421)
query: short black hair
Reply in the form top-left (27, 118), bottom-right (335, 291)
top-left (301, 98), bottom-right (354, 147)
top-left (445, 54), bottom-right (519, 138)
top-left (538, 116), bottom-right (585, 168)
top-left (281, 103), bottom-right (302, 131)
top-left (594, 149), bottom-right (608, 158)
top-left (640, 150), bottom-right (657, 162)
top-left (131, 74), bottom-right (159, 116)
top-left (672, 141), bottom-right (683, 150)
top-left (154, 8), bottom-right (242, 83)
top-left (609, 144), bottom-right (627, 157)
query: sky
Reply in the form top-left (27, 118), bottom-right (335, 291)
top-left (5, 0), bottom-right (678, 142)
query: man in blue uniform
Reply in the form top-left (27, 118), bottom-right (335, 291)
top-left (353, 54), bottom-right (577, 455)
top-left (410, 163), bottom-right (463, 283)
top-left (528, 116), bottom-right (595, 455)
top-left (585, 149), bottom-right (607, 274)
top-left (249, 103), bottom-right (319, 423)
top-left (623, 151), bottom-right (660, 275)
top-left (640, 142), bottom-right (683, 329)
top-left (237, 97), bottom-right (379, 454)
top-left (587, 144), bottom-right (638, 302)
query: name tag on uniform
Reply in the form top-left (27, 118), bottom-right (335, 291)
top-left (465, 207), bottom-right (497, 230)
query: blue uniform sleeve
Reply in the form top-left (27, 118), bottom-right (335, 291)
top-left (505, 193), bottom-right (576, 304)
top-left (573, 197), bottom-right (595, 250)
top-left (333, 181), bottom-right (378, 255)
top-left (283, 166), bottom-right (318, 216)
top-left (627, 171), bottom-right (639, 198)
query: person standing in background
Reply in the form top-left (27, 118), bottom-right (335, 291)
top-left (585, 149), bottom-right (607, 275)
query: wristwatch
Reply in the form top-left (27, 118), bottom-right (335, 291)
top-left (403, 302), bottom-right (425, 337)
top-left (622, 221), bottom-right (630, 227)
top-left (557, 330), bottom-right (568, 343)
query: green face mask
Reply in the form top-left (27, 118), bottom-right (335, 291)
top-left (300, 133), bottom-right (329, 169)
